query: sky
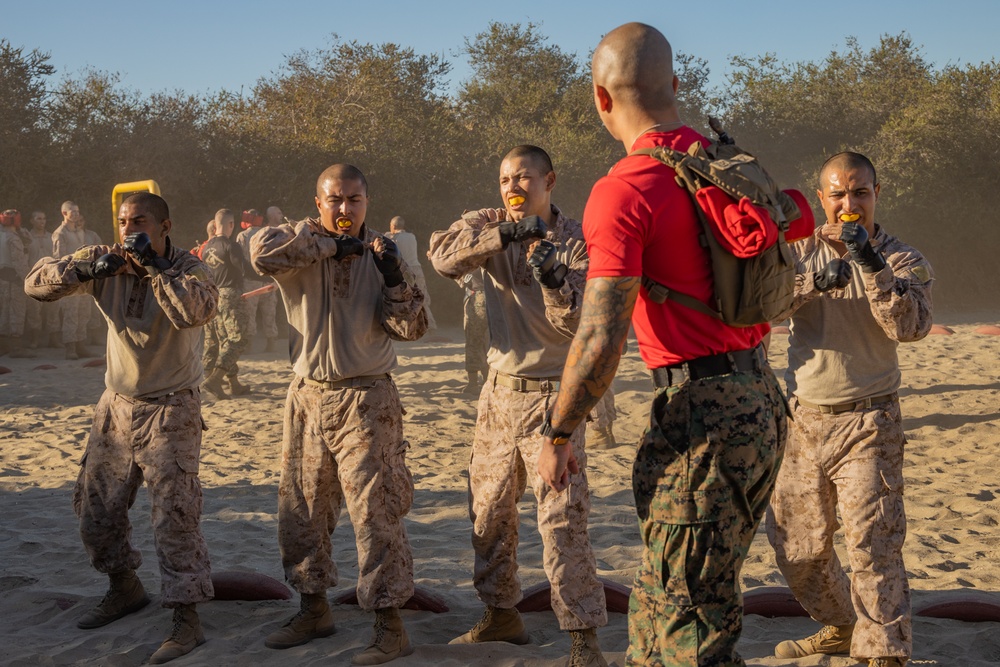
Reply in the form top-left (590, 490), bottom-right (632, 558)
top-left (2, 0), bottom-right (998, 97)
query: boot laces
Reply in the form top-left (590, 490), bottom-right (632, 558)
top-left (570, 631), bottom-right (586, 661)
top-left (369, 612), bottom-right (388, 647)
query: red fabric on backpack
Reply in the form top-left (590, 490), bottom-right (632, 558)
top-left (783, 189), bottom-right (816, 242)
top-left (694, 187), bottom-right (776, 258)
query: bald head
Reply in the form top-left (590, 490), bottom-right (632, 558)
top-left (593, 22), bottom-right (676, 112)
top-left (819, 151), bottom-right (878, 187)
top-left (265, 206), bottom-right (283, 226)
top-left (317, 164), bottom-right (368, 197)
top-left (390, 216), bottom-right (405, 232)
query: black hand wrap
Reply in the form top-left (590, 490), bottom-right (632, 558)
top-left (814, 258), bottom-right (852, 292)
top-left (372, 237), bottom-right (404, 288)
top-left (498, 215), bottom-right (547, 248)
top-left (75, 253), bottom-right (127, 282)
top-left (332, 234), bottom-right (366, 261)
top-left (840, 223), bottom-right (886, 273)
top-left (123, 233), bottom-right (172, 274)
top-left (528, 240), bottom-right (567, 289)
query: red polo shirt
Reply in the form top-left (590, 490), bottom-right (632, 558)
top-left (583, 128), bottom-right (767, 369)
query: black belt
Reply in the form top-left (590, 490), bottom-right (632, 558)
top-left (651, 346), bottom-right (764, 388)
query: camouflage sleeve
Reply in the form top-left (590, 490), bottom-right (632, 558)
top-left (428, 208), bottom-right (506, 280)
top-left (540, 223), bottom-right (589, 337)
top-left (381, 263), bottom-right (429, 342)
top-left (150, 251), bottom-right (219, 329)
top-left (250, 220), bottom-right (341, 277)
top-left (23, 246), bottom-right (104, 302)
top-left (770, 237), bottom-right (822, 324)
top-left (862, 243), bottom-right (933, 342)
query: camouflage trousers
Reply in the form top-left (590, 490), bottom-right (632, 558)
top-left (203, 287), bottom-right (251, 376)
top-left (0, 280), bottom-right (26, 337)
top-left (278, 376), bottom-right (414, 610)
top-left (628, 367), bottom-right (786, 666)
top-left (244, 281), bottom-right (279, 339)
top-left (766, 396), bottom-right (910, 659)
top-left (24, 291), bottom-right (58, 335)
top-left (589, 387), bottom-right (617, 430)
top-left (469, 376), bottom-right (607, 630)
top-left (73, 388), bottom-right (214, 607)
top-left (60, 293), bottom-right (91, 344)
top-left (463, 290), bottom-right (488, 377)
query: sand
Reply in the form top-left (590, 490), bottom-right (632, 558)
top-left (1, 325), bottom-right (999, 666)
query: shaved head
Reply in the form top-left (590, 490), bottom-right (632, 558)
top-left (592, 22), bottom-right (676, 111)
top-left (317, 164), bottom-right (368, 197)
top-left (819, 151), bottom-right (878, 187)
top-left (502, 145), bottom-right (553, 175)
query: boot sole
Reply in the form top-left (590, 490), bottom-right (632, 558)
top-left (77, 595), bottom-right (151, 629)
top-left (448, 630), bottom-right (530, 646)
top-left (264, 623), bottom-right (337, 649)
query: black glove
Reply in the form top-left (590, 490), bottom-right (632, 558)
top-left (123, 232), bottom-right (172, 274)
top-left (75, 253), bottom-right (127, 282)
top-left (528, 240), bottom-right (568, 289)
top-left (331, 234), bottom-right (366, 261)
top-left (840, 223), bottom-right (886, 273)
top-left (372, 237), bottom-right (404, 288)
top-left (498, 215), bottom-right (547, 248)
top-left (813, 258), bottom-right (852, 292)
top-left (0, 266), bottom-right (21, 283)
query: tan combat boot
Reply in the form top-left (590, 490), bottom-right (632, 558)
top-left (148, 604), bottom-right (205, 664)
top-left (869, 658), bottom-right (907, 667)
top-left (449, 606), bottom-right (530, 645)
top-left (201, 368), bottom-right (229, 399)
top-left (75, 342), bottom-right (96, 358)
top-left (225, 374), bottom-right (250, 396)
top-left (775, 623), bottom-right (854, 658)
top-left (265, 337), bottom-right (278, 353)
top-left (351, 607), bottom-right (413, 665)
top-left (569, 628), bottom-right (608, 667)
top-left (588, 425), bottom-right (617, 449)
top-left (65, 342), bottom-right (79, 360)
top-left (265, 592), bottom-right (337, 649)
top-left (77, 569), bottom-right (151, 629)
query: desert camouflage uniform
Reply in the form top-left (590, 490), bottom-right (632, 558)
top-left (236, 225), bottom-right (279, 340)
top-left (0, 226), bottom-right (28, 337)
top-left (51, 222), bottom-right (91, 344)
top-left (25, 240), bottom-right (219, 606)
top-left (202, 286), bottom-right (251, 376)
top-left (251, 219), bottom-right (427, 610)
top-left (202, 234), bottom-right (254, 378)
top-left (24, 227), bottom-right (57, 335)
top-left (628, 357), bottom-right (786, 666)
top-left (766, 226), bottom-right (933, 660)
top-left (429, 205), bottom-right (607, 631)
top-left (387, 229), bottom-right (437, 329)
top-left (588, 387), bottom-right (616, 430)
top-left (462, 270), bottom-right (488, 380)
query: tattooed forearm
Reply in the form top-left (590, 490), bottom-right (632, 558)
top-left (550, 276), bottom-right (640, 433)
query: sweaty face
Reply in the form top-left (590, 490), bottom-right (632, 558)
top-left (315, 177), bottom-right (368, 238)
top-left (817, 164), bottom-right (879, 238)
top-left (118, 202), bottom-right (170, 257)
top-left (499, 156), bottom-right (555, 222)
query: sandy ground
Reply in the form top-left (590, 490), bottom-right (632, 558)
top-left (1, 325), bottom-right (999, 666)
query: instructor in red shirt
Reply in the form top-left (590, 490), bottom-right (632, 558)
top-left (537, 22), bottom-right (788, 666)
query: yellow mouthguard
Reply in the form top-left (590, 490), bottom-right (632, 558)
top-left (336, 218), bottom-right (352, 229)
top-left (839, 213), bottom-right (860, 222)
top-left (508, 196), bottom-right (525, 206)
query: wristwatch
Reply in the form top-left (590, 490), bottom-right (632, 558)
top-left (539, 414), bottom-right (572, 446)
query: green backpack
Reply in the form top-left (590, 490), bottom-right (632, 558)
top-left (631, 119), bottom-right (801, 327)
